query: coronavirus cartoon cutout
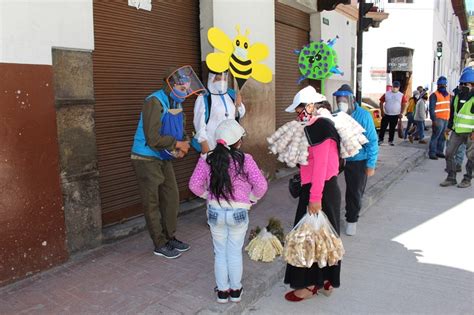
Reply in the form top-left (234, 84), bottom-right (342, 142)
top-left (295, 37), bottom-right (343, 93)
top-left (206, 26), bottom-right (272, 89)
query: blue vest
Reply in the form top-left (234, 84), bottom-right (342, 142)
top-left (131, 89), bottom-right (184, 160)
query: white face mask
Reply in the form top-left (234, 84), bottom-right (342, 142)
top-left (210, 81), bottom-right (226, 94)
top-left (392, 88), bottom-right (399, 93)
top-left (207, 72), bottom-right (228, 95)
top-left (338, 102), bottom-right (349, 113)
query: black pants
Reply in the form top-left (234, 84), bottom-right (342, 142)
top-left (344, 160), bottom-right (368, 223)
top-left (379, 114), bottom-right (399, 143)
top-left (284, 176), bottom-right (342, 289)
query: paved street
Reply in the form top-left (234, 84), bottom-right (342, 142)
top-left (245, 156), bottom-right (474, 315)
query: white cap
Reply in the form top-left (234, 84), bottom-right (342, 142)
top-left (285, 86), bottom-right (327, 113)
top-left (214, 119), bottom-right (246, 147)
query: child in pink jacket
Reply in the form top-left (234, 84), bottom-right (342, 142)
top-left (189, 119), bottom-right (268, 304)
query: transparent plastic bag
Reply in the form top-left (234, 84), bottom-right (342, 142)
top-left (283, 212), bottom-right (344, 268)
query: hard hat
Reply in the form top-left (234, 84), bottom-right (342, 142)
top-left (459, 67), bottom-right (474, 84)
top-left (437, 76), bottom-right (448, 85)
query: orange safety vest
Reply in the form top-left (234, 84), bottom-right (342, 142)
top-left (433, 91), bottom-right (451, 120)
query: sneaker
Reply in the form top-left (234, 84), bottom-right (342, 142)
top-left (345, 222), bottom-right (357, 236)
top-left (429, 156), bottom-right (438, 160)
top-left (389, 142), bottom-right (394, 146)
top-left (419, 140), bottom-right (428, 144)
top-left (154, 243), bottom-right (181, 259)
top-left (215, 287), bottom-right (229, 304)
top-left (440, 179), bottom-right (457, 187)
top-left (168, 237), bottom-right (190, 252)
top-left (229, 288), bottom-right (243, 303)
top-left (378, 141), bottom-right (383, 146)
top-left (436, 153), bottom-right (446, 158)
top-left (457, 179), bottom-right (471, 188)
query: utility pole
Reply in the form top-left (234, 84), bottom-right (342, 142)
top-left (356, 0), bottom-right (373, 104)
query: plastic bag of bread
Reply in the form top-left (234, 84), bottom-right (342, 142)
top-left (283, 212), bottom-right (344, 268)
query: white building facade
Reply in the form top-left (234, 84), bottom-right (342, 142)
top-left (363, 0), bottom-right (464, 101)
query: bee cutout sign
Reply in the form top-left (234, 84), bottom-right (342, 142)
top-left (206, 26), bottom-right (272, 89)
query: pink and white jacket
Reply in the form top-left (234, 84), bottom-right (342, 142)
top-left (189, 153), bottom-right (268, 209)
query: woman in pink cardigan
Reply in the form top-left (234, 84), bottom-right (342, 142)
top-left (189, 119), bottom-right (268, 304)
top-left (283, 87), bottom-right (342, 302)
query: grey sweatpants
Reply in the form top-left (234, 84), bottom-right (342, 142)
top-left (445, 132), bottom-right (473, 182)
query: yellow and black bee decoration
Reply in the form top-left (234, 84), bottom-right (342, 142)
top-left (206, 25), bottom-right (272, 89)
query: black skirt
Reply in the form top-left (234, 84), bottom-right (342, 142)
top-left (284, 176), bottom-right (342, 289)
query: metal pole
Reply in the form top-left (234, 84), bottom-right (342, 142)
top-left (437, 57), bottom-right (441, 77)
top-left (356, 0), bottom-right (364, 104)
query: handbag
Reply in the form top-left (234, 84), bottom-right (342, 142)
top-left (288, 174), bottom-right (301, 198)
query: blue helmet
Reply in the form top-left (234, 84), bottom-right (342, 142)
top-left (333, 84), bottom-right (354, 97)
top-left (459, 67), bottom-right (474, 84)
top-left (437, 76), bottom-right (448, 86)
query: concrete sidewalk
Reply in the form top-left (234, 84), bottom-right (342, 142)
top-left (0, 140), bottom-right (426, 315)
top-left (245, 152), bottom-right (474, 314)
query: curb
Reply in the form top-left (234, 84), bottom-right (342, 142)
top-left (195, 148), bottom-right (427, 315)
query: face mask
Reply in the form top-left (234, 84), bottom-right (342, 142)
top-left (460, 85), bottom-right (472, 95)
top-left (210, 81), bottom-right (226, 94)
top-left (297, 110), bottom-right (311, 122)
top-left (438, 86), bottom-right (447, 93)
top-left (338, 102), bottom-right (349, 113)
top-left (392, 88), bottom-right (399, 93)
top-left (170, 87), bottom-right (187, 103)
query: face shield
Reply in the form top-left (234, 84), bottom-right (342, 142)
top-left (207, 72), bottom-right (229, 95)
top-left (166, 66), bottom-right (206, 101)
top-left (332, 93), bottom-right (355, 114)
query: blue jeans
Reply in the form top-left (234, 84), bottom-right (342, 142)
top-left (207, 205), bottom-right (249, 291)
top-left (404, 112), bottom-right (415, 139)
top-left (413, 120), bottom-right (425, 140)
top-left (429, 119), bottom-right (448, 157)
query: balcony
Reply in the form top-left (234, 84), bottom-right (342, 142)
top-left (335, 0), bottom-right (389, 28)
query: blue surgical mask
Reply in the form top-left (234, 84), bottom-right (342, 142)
top-left (170, 88), bottom-right (187, 103)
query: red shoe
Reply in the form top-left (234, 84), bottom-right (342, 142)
top-left (284, 287), bottom-right (318, 302)
top-left (321, 281), bottom-right (333, 297)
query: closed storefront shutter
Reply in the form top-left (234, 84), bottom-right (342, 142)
top-left (275, 2), bottom-right (314, 128)
top-left (93, 1), bottom-right (201, 226)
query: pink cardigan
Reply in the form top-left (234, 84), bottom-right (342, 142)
top-left (300, 139), bottom-right (339, 203)
top-left (189, 153), bottom-right (268, 209)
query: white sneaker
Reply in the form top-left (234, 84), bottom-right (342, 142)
top-left (345, 222), bottom-right (357, 236)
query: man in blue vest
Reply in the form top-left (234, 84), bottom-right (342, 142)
top-left (333, 84), bottom-right (379, 236)
top-left (131, 66), bottom-right (206, 259)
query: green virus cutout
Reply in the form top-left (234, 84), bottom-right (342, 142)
top-left (295, 37), bottom-right (343, 83)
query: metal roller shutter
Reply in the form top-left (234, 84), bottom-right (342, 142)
top-left (275, 2), bottom-right (320, 128)
top-left (93, 1), bottom-right (201, 226)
